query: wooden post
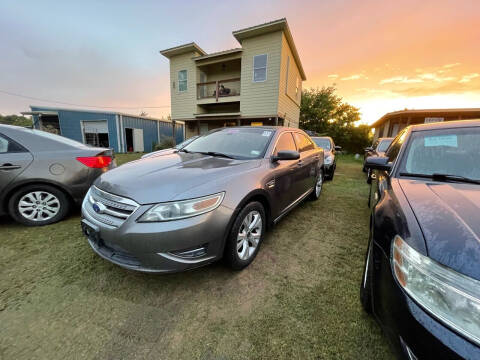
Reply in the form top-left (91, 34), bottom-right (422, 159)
top-left (215, 81), bottom-right (219, 102)
top-left (171, 120), bottom-right (176, 146)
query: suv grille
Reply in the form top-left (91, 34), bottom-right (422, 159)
top-left (85, 186), bottom-right (139, 228)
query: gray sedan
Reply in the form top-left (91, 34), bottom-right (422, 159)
top-left (81, 126), bottom-right (324, 272)
top-left (0, 124), bottom-right (115, 226)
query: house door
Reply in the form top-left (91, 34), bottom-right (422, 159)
top-left (133, 129), bottom-right (144, 152)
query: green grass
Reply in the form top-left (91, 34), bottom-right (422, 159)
top-left (0, 154), bottom-right (393, 359)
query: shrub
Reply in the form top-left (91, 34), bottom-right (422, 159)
top-left (154, 136), bottom-right (175, 151)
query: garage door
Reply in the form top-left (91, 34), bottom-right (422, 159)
top-left (82, 120), bottom-right (109, 148)
top-left (83, 121), bottom-right (108, 134)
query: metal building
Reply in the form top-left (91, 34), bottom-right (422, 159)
top-left (22, 106), bottom-right (184, 153)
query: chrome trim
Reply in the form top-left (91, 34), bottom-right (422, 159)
top-left (158, 252), bottom-right (216, 264)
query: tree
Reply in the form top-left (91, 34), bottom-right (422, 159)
top-left (0, 114), bottom-right (32, 127)
top-left (300, 86), bottom-right (371, 153)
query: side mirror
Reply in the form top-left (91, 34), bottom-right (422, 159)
top-left (364, 147), bottom-right (373, 152)
top-left (271, 150), bottom-right (300, 162)
top-left (365, 156), bottom-right (392, 171)
top-left (334, 145), bottom-right (342, 151)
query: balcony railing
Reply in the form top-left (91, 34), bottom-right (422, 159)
top-left (197, 78), bottom-right (240, 101)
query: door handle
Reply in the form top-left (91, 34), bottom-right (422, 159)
top-left (0, 163), bottom-right (21, 170)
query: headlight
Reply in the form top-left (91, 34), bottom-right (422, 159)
top-left (392, 235), bottom-right (480, 345)
top-left (324, 155), bottom-right (333, 165)
top-left (138, 192), bottom-right (225, 222)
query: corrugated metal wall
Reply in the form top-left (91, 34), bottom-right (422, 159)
top-left (30, 107), bottom-right (184, 153)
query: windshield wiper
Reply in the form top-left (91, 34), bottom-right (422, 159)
top-left (177, 148), bottom-right (190, 153)
top-left (399, 172), bottom-right (480, 185)
top-left (198, 151), bottom-right (235, 159)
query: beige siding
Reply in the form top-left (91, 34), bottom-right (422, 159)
top-left (277, 33), bottom-right (301, 128)
top-left (169, 52), bottom-right (200, 120)
top-left (239, 31), bottom-right (282, 117)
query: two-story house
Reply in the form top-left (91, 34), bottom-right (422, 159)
top-left (160, 18), bottom-right (306, 138)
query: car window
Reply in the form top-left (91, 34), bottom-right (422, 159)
top-left (312, 138), bottom-right (331, 150)
top-left (274, 132), bottom-right (296, 155)
top-left (293, 133), bottom-right (315, 152)
top-left (0, 134), bottom-right (26, 153)
top-left (377, 139), bottom-right (393, 152)
top-left (399, 127), bottom-right (480, 180)
top-left (386, 130), bottom-right (408, 163)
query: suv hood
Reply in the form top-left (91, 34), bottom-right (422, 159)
top-left (399, 179), bottom-right (480, 280)
top-left (94, 152), bottom-right (261, 204)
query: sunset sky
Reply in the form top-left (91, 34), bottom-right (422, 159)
top-left (1, 0), bottom-right (479, 125)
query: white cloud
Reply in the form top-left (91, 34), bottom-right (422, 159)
top-left (340, 74), bottom-right (367, 81)
top-left (459, 73), bottom-right (480, 83)
top-left (379, 76), bottom-right (423, 85)
top-left (443, 62), bottom-right (461, 68)
top-left (327, 74), bottom-right (338, 78)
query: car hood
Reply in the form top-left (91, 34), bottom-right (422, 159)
top-left (399, 179), bottom-right (480, 280)
top-left (94, 152), bottom-right (262, 204)
top-left (141, 148), bottom-right (175, 159)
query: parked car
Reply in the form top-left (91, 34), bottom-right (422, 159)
top-left (363, 137), bottom-right (393, 183)
top-left (81, 126), bottom-right (324, 273)
top-left (361, 120), bottom-right (480, 359)
top-left (141, 135), bottom-right (199, 159)
top-left (311, 136), bottom-right (341, 180)
top-left (0, 124), bottom-right (115, 226)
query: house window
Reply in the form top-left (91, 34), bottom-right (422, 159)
top-left (285, 56), bottom-right (290, 94)
top-left (178, 70), bottom-right (187, 92)
top-left (253, 54), bottom-right (267, 82)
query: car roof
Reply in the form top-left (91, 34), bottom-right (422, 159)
top-left (311, 136), bottom-right (333, 140)
top-left (410, 119), bottom-right (480, 132)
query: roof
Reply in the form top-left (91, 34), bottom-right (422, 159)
top-left (193, 48), bottom-right (243, 61)
top-left (160, 42), bottom-right (207, 58)
top-left (410, 119), bottom-right (480, 132)
top-left (26, 105), bottom-right (172, 123)
top-left (232, 18), bottom-right (306, 81)
top-left (371, 108), bottom-right (480, 128)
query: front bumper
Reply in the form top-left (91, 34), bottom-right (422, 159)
top-left (373, 246), bottom-right (480, 359)
top-left (81, 195), bottom-right (234, 273)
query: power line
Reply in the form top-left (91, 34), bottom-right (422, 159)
top-left (0, 89), bottom-right (171, 110)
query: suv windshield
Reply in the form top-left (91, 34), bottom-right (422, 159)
top-left (312, 138), bottom-right (331, 150)
top-left (399, 127), bottom-right (480, 181)
top-left (183, 127), bottom-right (274, 159)
top-left (377, 139), bottom-right (392, 152)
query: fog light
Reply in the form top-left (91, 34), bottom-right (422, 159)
top-left (171, 246), bottom-right (207, 259)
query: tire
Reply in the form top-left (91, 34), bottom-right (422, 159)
top-left (224, 201), bottom-right (266, 270)
top-left (309, 169), bottom-right (324, 200)
top-left (366, 168), bottom-right (372, 184)
top-left (8, 184), bottom-right (70, 226)
top-left (360, 239), bottom-right (374, 313)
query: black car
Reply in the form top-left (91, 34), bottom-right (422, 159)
top-left (363, 137), bottom-right (393, 183)
top-left (361, 120), bottom-right (480, 359)
top-left (311, 136), bottom-right (341, 180)
top-left (0, 125), bottom-right (115, 225)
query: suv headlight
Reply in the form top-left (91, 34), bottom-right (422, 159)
top-left (138, 192), bottom-right (225, 222)
top-left (324, 155), bottom-right (333, 165)
top-left (392, 235), bottom-right (480, 345)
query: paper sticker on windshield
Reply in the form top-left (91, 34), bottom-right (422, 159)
top-left (424, 135), bottom-right (458, 147)
top-left (251, 150), bottom-right (260, 156)
top-left (262, 131), bottom-right (272, 137)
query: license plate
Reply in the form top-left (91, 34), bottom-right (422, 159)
top-left (81, 220), bottom-right (100, 243)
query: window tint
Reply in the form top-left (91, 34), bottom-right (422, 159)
top-left (312, 138), bottom-right (331, 150)
top-left (0, 134), bottom-right (26, 153)
top-left (253, 54), bottom-right (267, 82)
top-left (386, 130), bottom-right (408, 163)
top-left (293, 133), bottom-right (315, 152)
top-left (377, 138), bottom-right (393, 152)
top-left (178, 70), bottom-right (187, 92)
top-left (274, 133), bottom-right (296, 155)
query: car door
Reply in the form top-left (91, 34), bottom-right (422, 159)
top-left (293, 132), bottom-right (318, 196)
top-left (269, 132), bottom-right (300, 213)
top-left (0, 133), bottom-right (34, 196)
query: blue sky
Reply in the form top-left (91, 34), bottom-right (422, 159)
top-left (1, 0), bottom-right (479, 123)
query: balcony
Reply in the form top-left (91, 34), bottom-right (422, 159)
top-left (197, 78), bottom-right (240, 104)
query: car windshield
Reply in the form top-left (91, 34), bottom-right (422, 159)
top-left (312, 138), bottom-right (331, 150)
top-left (377, 139), bottom-right (392, 152)
top-left (399, 127), bottom-right (480, 181)
top-left (174, 136), bottom-right (197, 149)
top-left (183, 127), bottom-right (274, 159)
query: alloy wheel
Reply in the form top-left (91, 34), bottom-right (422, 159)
top-left (236, 210), bottom-right (262, 261)
top-left (18, 191), bottom-right (60, 222)
top-left (315, 173), bottom-right (323, 197)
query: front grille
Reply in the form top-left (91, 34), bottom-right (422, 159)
top-left (85, 186), bottom-right (139, 228)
